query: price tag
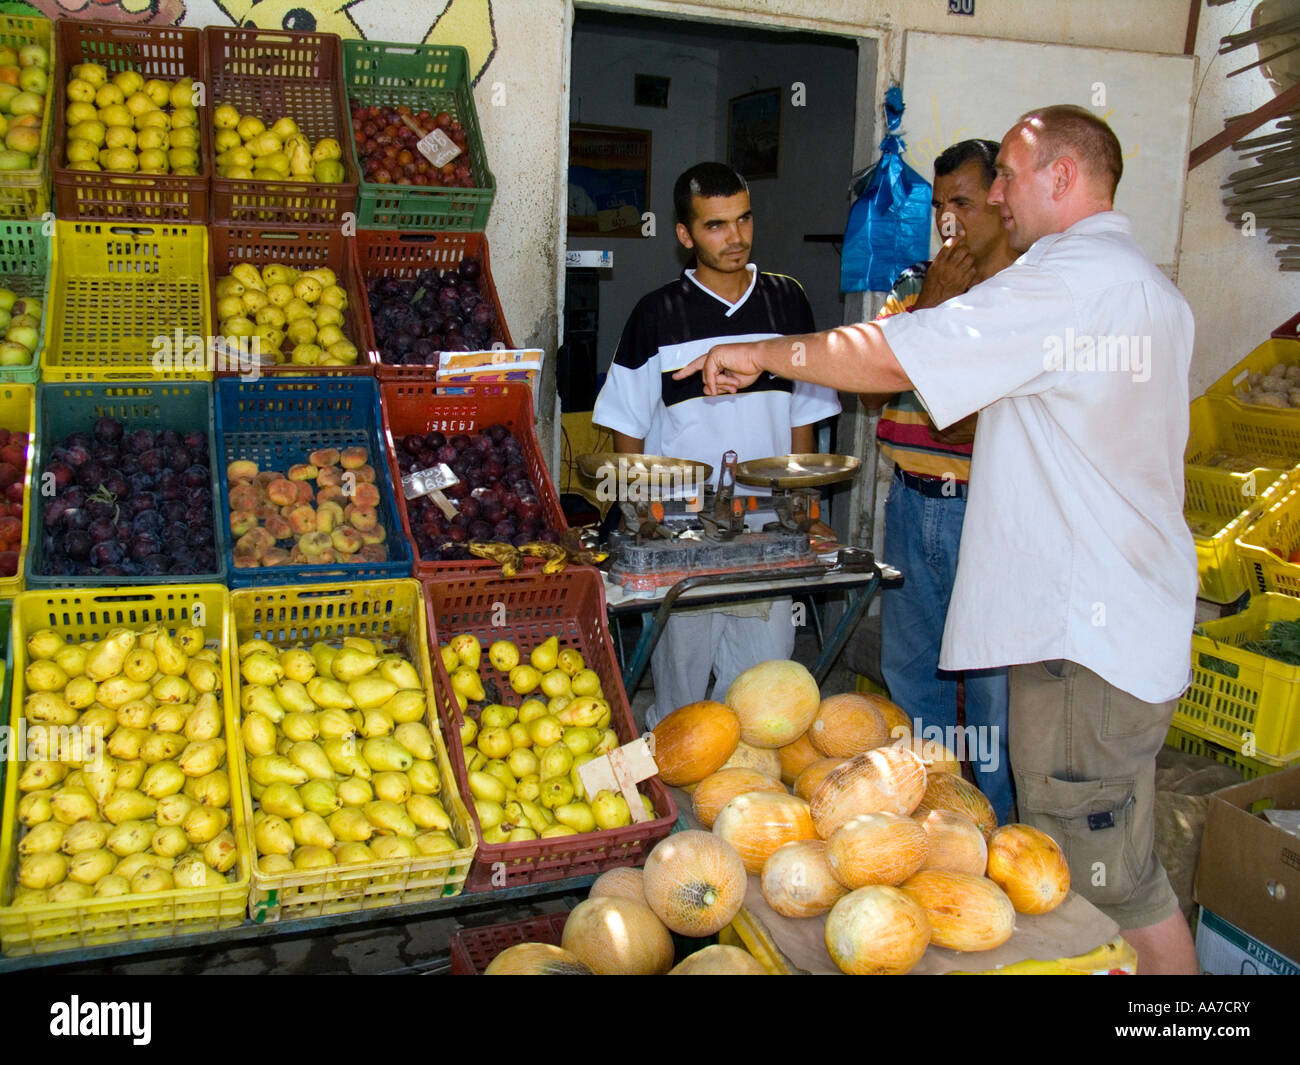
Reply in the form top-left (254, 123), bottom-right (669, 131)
top-left (577, 737), bottom-right (659, 824)
top-left (416, 128), bottom-right (462, 168)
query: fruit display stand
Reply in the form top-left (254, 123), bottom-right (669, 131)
top-left (206, 27), bottom-right (357, 226)
top-left (1176, 592), bottom-right (1300, 767)
top-left (0, 584), bottom-right (253, 956)
top-left (227, 579), bottom-right (477, 922)
top-left (27, 380), bottom-right (226, 588)
top-left (1204, 337), bottom-right (1300, 408)
top-left (355, 229), bottom-right (514, 380)
top-left (51, 20), bottom-right (210, 223)
top-left (379, 381), bottom-right (566, 573)
top-left (41, 220), bottom-right (211, 382)
top-left (423, 567), bottom-right (677, 891)
top-left (0, 15), bottom-right (54, 222)
top-left (342, 41), bottom-right (495, 231)
top-left (213, 375), bottom-right (412, 587)
top-left (208, 223), bottom-right (376, 378)
top-left (0, 383), bottom-right (32, 595)
top-left (0, 221), bottom-right (53, 386)
top-left (447, 907), bottom-right (793, 974)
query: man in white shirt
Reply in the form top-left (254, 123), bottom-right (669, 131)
top-left (674, 107), bottom-right (1198, 974)
top-left (594, 162), bottom-right (841, 727)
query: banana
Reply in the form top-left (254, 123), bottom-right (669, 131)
top-left (468, 540), bottom-right (523, 577)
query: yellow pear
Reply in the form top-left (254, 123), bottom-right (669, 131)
top-left (140, 732), bottom-right (188, 764)
top-left (530, 636), bottom-right (560, 673)
top-left (307, 677), bottom-right (355, 710)
top-left (336, 776), bottom-right (373, 806)
top-left (280, 710), bottom-right (319, 742)
top-left (178, 738), bottom-right (226, 777)
top-left (241, 711), bottom-right (279, 757)
top-left (182, 805), bottom-right (229, 844)
top-left (288, 740), bottom-right (335, 781)
top-left (377, 657), bottom-right (422, 690)
top-left (527, 715), bottom-right (564, 749)
top-left (154, 794), bottom-right (196, 827)
top-left (260, 854), bottom-right (295, 875)
top-left (106, 820), bottom-right (152, 857)
top-left (362, 736), bottom-right (414, 773)
top-left (439, 644), bottom-right (460, 674)
top-left (274, 679), bottom-right (316, 715)
top-left (383, 689), bottom-right (427, 724)
top-left (248, 754), bottom-right (309, 787)
top-left (297, 779), bottom-right (342, 817)
top-left (449, 633), bottom-right (481, 670)
top-left (539, 777), bottom-right (575, 811)
top-left (254, 814), bottom-right (295, 855)
top-left (241, 684), bottom-right (286, 723)
top-left (407, 793), bottom-right (450, 831)
top-left (18, 791), bottom-right (54, 827)
top-left (27, 628), bottom-right (67, 661)
top-left (591, 790), bottom-right (632, 830)
top-left (349, 676), bottom-right (399, 711)
top-left (19, 852), bottom-right (68, 890)
top-left (18, 761), bottom-right (67, 792)
top-left (363, 800), bottom-right (417, 837)
top-left (94, 875), bottom-right (131, 897)
top-left (322, 737), bottom-right (371, 779)
top-left (203, 831), bottom-right (239, 873)
top-left (96, 676), bottom-right (152, 710)
top-left (515, 774), bottom-right (542, 803)
top-left (140, 761), bottom-right (187, 799)
top-left (557, 648), bottom-right (585, 676)
top-left (51, 787), bottom-right (98, 825)
top-left (61, 821), bottom-right (111, 856)
top-left (488, 640), bottom-right (519, 671)
top-left (279, 647), bottom-right (316, 684)
top-left (24, 692), bottom-right (78, 726)
top-left (152, 676), bottom-right (195, 705)
top-left (327, 807), bottom-right (373, 842)
top-left (150, 825), bottom-right (190, 858)
top-left (83, 759), bottom-right (119, 807)
top-left (172, 855), bottom-right (211, 889)
top-left (310, 642), bottom-right (338, 679)
top-left (316, 706), bottom-right (359, 740)
top-left (331, 647), bottom-right (380, 683)
top-left (238, 638), bottom-right (277, 661)
top-left (554, 802), bottom-right (596, 834)
top-left (19, 821), bottom-right (65, 856)
top-left (358, 706), bottom-right (395, 738)
top-left (184, 694), bottom-right (224, 742)
top-left (259, 781), bottom-right (306, 818)
top-left (371, 771), bottom-right (412, 806)
top-left (153, 632), bottom-right (188, 677)
top-left (175, 625), bottom-right (205, 656)
top-left (115, 759), bottom-right (147, 791)
top-left (509, 665), bottom-right (541, 695)
top-left (85, 629), bottom-right (137, 682)
top-left (480, 704), bottom-right (518, 729)
top-left (561, 726), bottom-right (601, 756)
top-left (393, 722), bottom-right (436, 762)
top-left (469, 771), bottom-right (506, 804)
top-left (185, 770), bottom-right (231, 808)
top-left (415, 831), bottom-right (459, 855)
top-left (370, 836), bottom-right (418, 860)
top-left (334, 841), bottom-right (375, 864)
top-left (185, 658), bottom-right (220, 694)
top-left (291, 811), bottom-right (335, 849)
top-left (450, 667), bottom-right (485, 703)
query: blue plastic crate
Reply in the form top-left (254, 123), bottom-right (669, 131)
top-left (214, 376), bottom-right (413, 588)
top-left (27, 381), bottom-right (227, 588)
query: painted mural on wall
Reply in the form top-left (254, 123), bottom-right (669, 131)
top-left (0, 0), bottom-right (497, 83)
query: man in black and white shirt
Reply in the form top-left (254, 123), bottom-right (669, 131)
top-left (594, 162), bottom-right (840, 728)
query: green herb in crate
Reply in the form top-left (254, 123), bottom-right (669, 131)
top-left (1242, 618), bottom-right (1300, 665)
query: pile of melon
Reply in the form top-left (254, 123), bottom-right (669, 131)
top-left (483, 830), bottom-right (766, 975)
top-left (653, 659), bottom-right (1072, 976)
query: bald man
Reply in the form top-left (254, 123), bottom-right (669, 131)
top-left (676, 105), bottom-right (1198, 974)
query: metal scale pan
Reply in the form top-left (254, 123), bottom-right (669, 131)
top-left (733, 453), bottom-right (861, 489)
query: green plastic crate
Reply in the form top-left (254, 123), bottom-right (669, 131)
top-left (0, 221), bottom-right (51, 386)
top-left (27, 381), bottom-right (226, 588)
top-left (343, 41), bottom-right (494, 231)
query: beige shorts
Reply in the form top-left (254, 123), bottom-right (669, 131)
top-left (1007, 660), bottom-right (1180, 931)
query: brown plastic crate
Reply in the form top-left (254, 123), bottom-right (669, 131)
top-left (208, 222), bottom-right (375, 377)
top-left (354, 229), bottom-right (514, 381)
top-left (422, 568), bottom-right (677, 891)
top-left (51, 20), bottom-right (209, 222)
top-left (448, 912), bottom-right (568, 974)
top-left (380, 381), bottom-right (566, 574)
top-left (1274, 311), bottom-right (1300, 341)
top-left (206, 27), bottom-right (357, 226)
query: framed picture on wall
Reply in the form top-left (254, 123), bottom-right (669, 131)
top-left (728, 88), bottom-right (781, 180)
top-left (568, 125), bottom-right (652, 238)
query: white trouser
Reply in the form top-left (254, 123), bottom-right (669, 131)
top-left (646, 598), bottom-right (796, 729)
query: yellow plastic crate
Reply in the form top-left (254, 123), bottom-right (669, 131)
top-left (1187, 464), bottom-right (1293, 604)
top-left (0, 584), bottom-right (252, 957)
top-left (228, 579), bottom-right (477, 923)
top-left (1187, 394), bottom-right (1300, 471)
top-left (1206, 338), bottom-right (1300, 408)
top-left (1237, 476), bottom-right (1300, 599)
top-left (42, 221), bottom-right (211, 383)
top-left (0, 16), bottom-right (53, 222)
top-left (1164, 724), bottom-right (1283, 781)
top-left (717, 905), bottom-right (796, 974)
top-left (1175, 593), bottom-right (1300, 766)
top-left (0, 384), bottom-right (32, 598)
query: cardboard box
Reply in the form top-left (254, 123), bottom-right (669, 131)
top-left (1196, 907), bottom-right (1299, 975)
top-left (1194, 764), bottom-right (1300, 961)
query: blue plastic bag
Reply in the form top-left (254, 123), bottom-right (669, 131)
top-left (841, 87), bottom-right (933, 293)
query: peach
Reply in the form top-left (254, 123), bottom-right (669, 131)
top-left (316, 500), bottom-right (344, 534)
top-left (316, 485), bottom-right (344, 505)
top-left (345, 504), bottom-right (377, 532)
top-left (229, 510), bottom-right (258, 537)
top-left (287, 505), bottom-right (317, 535)
top-left (349, 483), bottom-right (381, 509)
top-left (340, 446), bottom-right (369, 470)
top-left (256, 470), bottom-right (280, 486)
top-left (331, 527), bottom-right (364, 555)
top-left (264, 514), bottom-right (293, 541)
top-left (234, 532), bottom-right (264, 560)
top-left (353, 464), bottom-right (376, 484)
top-left (288, 545), bottom-right (307, 564)
top-left (359, 544), bottom-right (389, 563)
top-left (260, 547), bottom-right (290, 567)
top-left (253, 527), bottom-right (277, 550)
top-left (294, 479), bottom-right (314, 504)
top-left (360, 525), bottom-right (387, 546)
top-left (308, 448), bottom-right (340, 468)
top-left (257, 503), bottom-right (282, 521)
top-left (227, 459), bottom-right (259, 481)
top-left (229, 483), bottom-right (259, 511)
top-left (233, 553), bottom-right (260, 569)
top-left (316, 466), bottom-right (342, 488)
top-left (297, 531), bottom-right (332, 556)
top-left (288, 463), bottom-right (318, 481)
top-left (267, 478), bottom-right (298, 506)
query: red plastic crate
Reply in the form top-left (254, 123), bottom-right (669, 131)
top-left (422, 568), bottom-right (677, 891)
top-left (449, 912), bottom-right (568, 974)
top-left (354, 230), bottom-right (514, 381)
top-left (208, 223), bottom-right (375, 378)
top-left (1274, 311), bottom-right (1300, 341)
top-left (380, 381), bottom-right (567, 575)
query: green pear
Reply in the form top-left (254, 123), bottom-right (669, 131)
top-left (297, 779), bottom-right (342, 817)
top-left (362, 736), bottom-right (414, 773)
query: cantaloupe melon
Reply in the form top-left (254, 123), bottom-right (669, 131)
top-left (778, 732), bottom-right (821, 786)
top-left (712, 790), bottom-right (818, 874)
top-left (641, 830), bottom-right (746, 936)
top-left (668, 944), bottom-right (767, 975)
top-left (560, 896), bottom-right (674, 975)
top-left (794, 756), bottom-right (847, 801)
top-left (985, 823), bottom-right (1071, 915)
top-left (867, 694), bottom-right (914, 742)
top-left (725, 659), bottom-right (820, 748)
top-left (651, 701), bottom-right (740, 786)
top-left (691, 768), bottom-right (786, 829)
top-left (588, 866), bottom-right (647, 906)
top-left (718, 740), bottom-right (783, 780)
top-left (809, 746), bottom-right (928, 838)
top-left (484, 942), bottom-right (594, 975)
top-left (826, 812), bottom-right (929, 888)
top-left (760, 839), bottom-right (848, 918)
top-left (917, 809), bottom-right (988, 875)
top-left (824, 885), bottom-right (931, 975)
top-left (901, 870), bottom-right (1016, 952)
top-left (912, 773), bottom-right (997, 840)
top-left (808, 693), bottom-right (890, 757)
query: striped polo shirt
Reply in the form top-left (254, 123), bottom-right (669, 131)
top-left (875, 261), bottom-right (973, 482)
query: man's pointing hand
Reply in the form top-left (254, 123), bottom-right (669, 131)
top-left (672, 341), bottom-right (765, 395)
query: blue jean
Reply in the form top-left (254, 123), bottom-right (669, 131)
top-left (881, 469), bottom-right (1015, 823)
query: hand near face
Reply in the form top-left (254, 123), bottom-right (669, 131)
top-left (916, 236), bottom-right (977, 308)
